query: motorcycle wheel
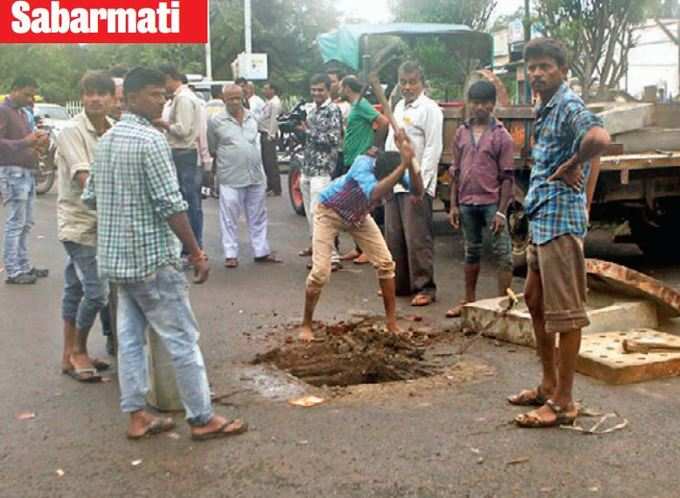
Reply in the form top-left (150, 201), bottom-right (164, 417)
top-left (35, 152), bottom-right (56, 195)
top-left (288, 161), bottom-right (305, 216)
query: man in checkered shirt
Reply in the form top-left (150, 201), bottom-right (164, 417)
top-left (508, 39), bottom-right (610, 429)
top-left (83, 67), bottom-right (247, 441)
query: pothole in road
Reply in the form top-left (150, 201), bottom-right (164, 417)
top-left (252, 316), bottom-right (443, 387)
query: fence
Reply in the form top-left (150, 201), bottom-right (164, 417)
top-left (64, 101), bottom-right (83, 117)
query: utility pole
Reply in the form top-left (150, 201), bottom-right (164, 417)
top-left (244, 0), bottom-right (252, 54)
top-left (205, 0), bottom-right (213, 80)
top-left (523, 0), bottom-right (532, 104)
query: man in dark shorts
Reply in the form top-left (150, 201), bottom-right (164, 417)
top-left (508, 38), bottom-right (610, 428)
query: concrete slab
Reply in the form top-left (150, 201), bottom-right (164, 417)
top-left (612, 127), bottom-right (680, 154)
top-left (461, 291), bottom-right (659, 348)
top-left (577, 330), bottom-right (680, 384)
top-left (600, 103), bottom-right (655, 135)
top-left (586, 259), bottom-right (680, 318)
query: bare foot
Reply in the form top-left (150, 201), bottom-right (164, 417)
top-left (340, 249), bottom-right (360, 261)
top-left (386, 321), bottom-right (403, 335)
top-left (70, 352), bottom-right (95, 371)
top-left (298, 325), bottom-right (314, 342)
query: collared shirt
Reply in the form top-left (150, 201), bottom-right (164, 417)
top-left (248, 95), bottom-right (266, 121)
top-left (320, 155), bottom-right (411, 226)
top-left (524, 83), bottom-right (603, 245)
top-left (343, 98), bottom-right (380, 167)
top-left (385, 93), bottom-right (443, 197)
top-left (450, 118), bottom-right (514, 206)
top-left (195, 100), bottom-right (212, 170)
top-left (207, 110), bottom-right (266, 188)
top-left (55, 112), bottom-right (113, 246)
top-left (302, 99), bottom-right (342, 177)
top-left (259, 95), bottom-right (281, 137)
top-left (0, 97), bottom-right (36, 168)
top-left (165, 85), bottom-right (202, 150)
top-left (82, 113), bottom-right (188, 283)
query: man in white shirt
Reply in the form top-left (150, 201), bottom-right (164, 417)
top-left (156, 64), bottom-right (204, 253)
top-left (246, 82), bottom-right (266, 120)
top-left (384, 61), bottom-right (443, 307)
top-left (259, 82), bottom-right (283, 196)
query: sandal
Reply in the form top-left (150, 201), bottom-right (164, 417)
top-left (91, 358), bottom-right (110, 371)
top-left (127, 417), bottom-right (176, 440)
top-left (514, 399), bottom-right (577, 428)
top-left (254, 254), bottom-right (283, 264)
top-left (64, 367), bottom-right (102, 383)
top-left (445, 302), bottom-right (468, 318)
top-left (298, 248), bottom-right (313, 257)
top-left (191, 419), bottom-right (248, 441)
top-left (224, 258), bottom-right (239, 268)
top-left (353, 253), bottom-right (370, 265)
top-left (411, 293), bottom-right (435, 307)
top-left (507, 386), bottom-right (549, 407)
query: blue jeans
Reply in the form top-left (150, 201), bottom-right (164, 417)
top-left (62, 241), bottom-right (109, 333)
top-left (172, 149), bottom-right (203, 251)
top-left (117, 266), bottom-right (213, 426)
top-left (0, 167), bottom-right (35, 278)
top-left (460, 203), bottom-right (512, 271)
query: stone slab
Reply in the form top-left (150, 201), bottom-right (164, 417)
top-left (577, 330), bottom-right (680, 384)
top-left (599, 103), bottom-right (655, 136)
top-left (461, 291), bottom-right (658, 348)
top-left (612, 127), bottom-right (680, 154)
top-left (586, 259), bottom-right (680, 318)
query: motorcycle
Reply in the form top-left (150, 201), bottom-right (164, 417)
top-left (34, 120), bottom-right (57, 195)
top-left (277, 100), bottom-right (307, 216)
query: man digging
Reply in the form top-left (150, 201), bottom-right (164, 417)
top-left (508, 38), bottom-right (610, 428)
top-left (299, 134), bottom-right (422, 342)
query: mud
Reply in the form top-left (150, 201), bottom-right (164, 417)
top-left (253, 316), bottom-right (456, 387)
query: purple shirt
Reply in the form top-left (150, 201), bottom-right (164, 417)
top-left (0, 98), bottom-right (35, 168)
top-left (450, 118), bottom-right (514, 206)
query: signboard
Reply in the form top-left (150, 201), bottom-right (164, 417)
top-left (232, 52), bottom-right (268, 80)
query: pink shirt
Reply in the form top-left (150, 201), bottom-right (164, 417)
top-left (450, 119), bottom-right (514, 206)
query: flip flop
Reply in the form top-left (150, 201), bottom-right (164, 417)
top-left (353, 254), bottom-right (370, 265)
top-left (514, 399), bottom-right (577, 428)
top-left (411, 293), bottom-right (435, 307)
top-left (254, 254), bottom-right (283, 264)
top-left (127, 417), bottom-right (176, 440)
top-left (445, 301), bottom-right (468, 318)
top-left (224, 258), bottom-right (239, 268)
top-left (191, 419), bottom-right (248, 441)
top-left (507, 386), bottom-right (549, 407)
top-left (298, 248), bottom-right (313, 257)
top-left (64, 367), bottom-right (102, 383)
top-left (91, 358), bottom-right (110, 371)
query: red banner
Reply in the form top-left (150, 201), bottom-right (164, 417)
top-left (0, 0), bottom-right (207, 43)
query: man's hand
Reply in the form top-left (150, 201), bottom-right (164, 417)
top-left (25, 130), bottom-right (48, 147)
top-left (399, 132), bottom-right (415, 165)
top-left (152, 119), bottom-right (170, 131)
top-left (549, 156), bottom-right (584, 191)
top-left (192, 257), bottom-right (210, 284)
top-left (449, 205), bottom-right (460, 230)
top-left (492, 213), bottom-right (505, 234)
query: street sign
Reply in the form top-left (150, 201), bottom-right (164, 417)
top-left (232, 52), bottom-right (268, 80)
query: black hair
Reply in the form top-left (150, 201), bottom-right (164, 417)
top-left (11, 76), bottom-right (38, 90)
top-left (235, 77), bottom-right (247, 86)
top-left (327, 68), bottom-right (346, 80)
top-left (310, 73), bottom-right (331, 90)
top-left (264, 82), bottom-right (279, 94)
top-left (398, 61), bottom-right (425, 83)
top-left (80, 71), bottom-right (115, 96)
top-left (524, 37), bottom-right (568, 68)
top-left (123, 67), bottom-right (166, 97)
top-left (210, 84), bottom-right (223, 99)
top-left (467, 80), bottom-right (496, 103)
top-left (374, 151), bottom-right (403, 180)
top-left (109, 65), bottom-right (129, 79)
top-left (341, 75), bottom-right (363, 94)
top-left (157, 63), bottom-right (184, 82)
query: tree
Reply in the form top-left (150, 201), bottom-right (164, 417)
top-left (389, 0), bottom-right (497, 30)
top-left (535, 0), bottom-right (657, 101)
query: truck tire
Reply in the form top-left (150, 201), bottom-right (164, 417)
top-left (288, 159), bottom-right (305, 217)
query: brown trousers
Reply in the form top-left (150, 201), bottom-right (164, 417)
top-left (384, 193), bottom-right (436, 297)
top-left (260, 133), bottom-right (281, 195)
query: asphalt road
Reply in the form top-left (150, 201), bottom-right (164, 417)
top-left (2, 180), bottom-right (680, 498)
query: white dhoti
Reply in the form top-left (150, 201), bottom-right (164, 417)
top-left (218, 184), bottom-right (271, 259)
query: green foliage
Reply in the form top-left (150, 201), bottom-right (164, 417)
top-left (0, 0), bottom-right (338, 103)
top-left (388, 0), bottom-right (497, 30)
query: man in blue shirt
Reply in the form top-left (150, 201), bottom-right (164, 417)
top-left (509, 38), bottom-right (610, 428)
top-left (299, 135), bottom-right (423, 341)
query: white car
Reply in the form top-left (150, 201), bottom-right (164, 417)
top-left (33, 103), bottom-right (70, 134)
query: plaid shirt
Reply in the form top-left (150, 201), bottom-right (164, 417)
top-left (82, 113), bottom-right (188, 283)
top-left (524, 84), bottom-right (603, 245)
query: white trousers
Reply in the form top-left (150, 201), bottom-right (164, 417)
top-left (218, 184), bottom-right (271, 259)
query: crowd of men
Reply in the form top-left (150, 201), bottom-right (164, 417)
top-left (0, 37), bottom-right (610, 437)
